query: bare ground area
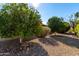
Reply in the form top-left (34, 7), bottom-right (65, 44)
top-left (0, 33), bottom-right (79, 56)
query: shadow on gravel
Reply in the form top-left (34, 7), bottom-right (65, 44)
top-left (38, 37), bottom-right (59, 46)
top-left (27, 42), bottom-right (49, 56)
top-left (0, 42), bottom-right (48, 56)
top-left (51, 35), bottom-right (79, 48)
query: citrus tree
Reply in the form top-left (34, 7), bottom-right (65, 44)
top-left (0, 3), bottom-right (42, 42)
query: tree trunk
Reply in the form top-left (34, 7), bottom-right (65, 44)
top-left (20, 38), bottom-right (22, 43)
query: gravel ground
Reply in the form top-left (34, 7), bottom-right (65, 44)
top-left (0, 33), bottom-right (79, 56)
top-left (31, 34), bottom-right (79, 56)
top-left (0, 41), bottom-right (48, 56)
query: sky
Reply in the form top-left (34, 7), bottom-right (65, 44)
top-left (32, 3), bottom-right (79, 24)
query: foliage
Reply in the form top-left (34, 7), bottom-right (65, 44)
top-left (75, 12), bottom-right (79, 18)
top-left (48, 16), bottom-right (63, 32)
top-left (69, 12), bottom-right (79, 29)
top-left (0, 3), bottom-right (42, 40)
top-left (74, 24), bottom-right (79, 37)
top-left (37, 26), bottom-right (51, 37)
top-left (67, 27), bottom-right (74, 34)
top-left (58, 22), bottom-right (70, 33)
top-left (47, 16), bottom-right (70, 33)
top-left (69, 12), bottom-right (79, 35)
top-left (75, 18), bottom-right (79, 24)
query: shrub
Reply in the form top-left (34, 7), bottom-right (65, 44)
top-left (58, 22), bottom-right (70, 33)
top-left (67, 27), bottom-right (74, 34)
top-left (48, 16), bottom-right (70, 33)
top-left (48, 16), bottom-right (63, 32)
top-left (37, 26), bottom-right (51, 38)
top-left (74, 24), bottom-right (79, 37)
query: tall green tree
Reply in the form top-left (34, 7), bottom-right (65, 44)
top-left (0, 3), bottom-right (42, 42)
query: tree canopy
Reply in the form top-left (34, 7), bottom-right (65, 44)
top-left (0, 3), bottom-right (42, 39)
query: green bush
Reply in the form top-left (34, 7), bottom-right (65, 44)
top-left (58, 22), bottom-right (70, 33)
top-left (0, 3), bottom-right (42, 41)
top-left (74, 24), bottom-right (79, 37)
top-left (48, 16), bottom-right (63, 32)
top-left (48, 16), bottom-right (70, 33)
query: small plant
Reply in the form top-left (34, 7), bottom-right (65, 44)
top-left (36, 26), bottom-right (51, 38)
